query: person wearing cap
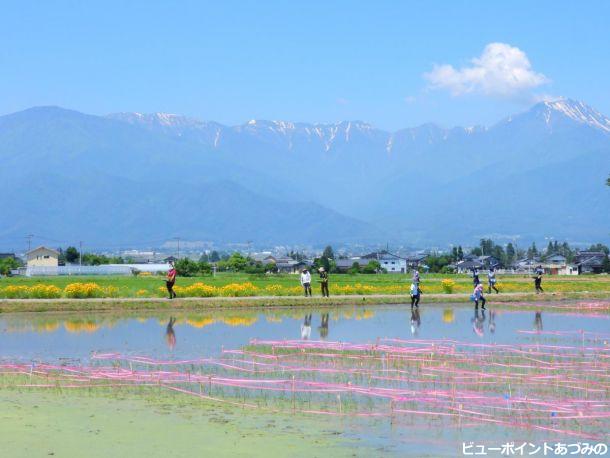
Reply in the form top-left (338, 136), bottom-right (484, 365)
top-left (300, 268), bottom-right (312, 297)
top-left (318, 267), bottom-right (329, 297)
top-left (473, 282), bottom-right (486, 310)
top-left (166, 261), bottom-right (177, 299)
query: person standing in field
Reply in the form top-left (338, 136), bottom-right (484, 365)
top-left (534, 266), bottom-right (544, 294)
top-left (473, 282), bottom-right (486, 310)
top-left (487, 268), bottom-right (499, 294)
top-left (410, 282), bottom-right (421, 308)
top-left (166, 261), bottom-right (177, 299)
top-left (300, 269), bottom-right (312, 297)
top-left (318, 267), bottom-right (329, 297)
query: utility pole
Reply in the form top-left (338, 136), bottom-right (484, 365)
top-left (174, 237), bottom-right (181, 259)
top-left (26, 234), bottom-right (34, 252)
top-left (79, 241), bottom-right (83, 267)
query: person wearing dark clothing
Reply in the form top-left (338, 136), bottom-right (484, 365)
top-left (534, 267), bottom-right (544, 294)
top-left (166, 262), bottom-right (177, 299)
top-left (472, 268), bottom-right (480, 286)
top-left (318, 267), bottom-right (329, 297)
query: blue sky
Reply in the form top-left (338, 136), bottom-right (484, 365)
top-left (1, 0), bottom-right (609, 130)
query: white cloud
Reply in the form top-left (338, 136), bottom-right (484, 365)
top-left (424, 43), bottom-right (549, 97)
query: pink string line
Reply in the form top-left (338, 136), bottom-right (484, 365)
top-left (2, 334), bottom-right (608, 440)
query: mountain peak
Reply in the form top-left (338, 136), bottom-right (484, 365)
top-left (535, 98), bottom-right (610, 133)
top-left (107, 112), bottom-right (212, 129)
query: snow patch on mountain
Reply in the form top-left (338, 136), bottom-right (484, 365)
top-left (544, 99), bottom-right (610, 132)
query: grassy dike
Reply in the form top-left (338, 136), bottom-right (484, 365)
top-left (1, 290), bottom-right (609, 313)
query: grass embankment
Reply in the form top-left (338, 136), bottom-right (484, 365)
top-left (0, 273), bottom-right (609, 312)
top-left (2, 272), bottom-right (610, 296)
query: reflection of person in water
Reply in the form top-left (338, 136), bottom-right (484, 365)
top-left (318, 313), bottom-right (329, 340)
top-left (301, 314), bottom-right (312, 340)
top-left (165, 316), bottom-right (177, 350)
top-left (534, 311), bottom-right (543, 332)
top-left (410, 307), bottom-right (421, 335)
top-left (472, 309), bottom-right (485, 337)
top-left (488, 310), bottom-right (496, 334)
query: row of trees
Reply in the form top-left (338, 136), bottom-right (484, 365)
top-left (59, 247), bottom-right (124, 265)
top-left (426, 239), bottom-right (610, 273)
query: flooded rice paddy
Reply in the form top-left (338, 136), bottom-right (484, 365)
top-left (1, 301), bottom-right (609, 457)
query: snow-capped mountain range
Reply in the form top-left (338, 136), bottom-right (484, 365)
top-left (1, 99), bottom-right (609, 247)
top-left (108, 98), bottom-right (610, 151)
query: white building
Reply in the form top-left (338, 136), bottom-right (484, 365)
top-left (357, 251), bottom-right (409, 274)
top-left (26, 246), bottom-right (59, 268)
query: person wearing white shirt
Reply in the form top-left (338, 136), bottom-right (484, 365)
top-left (300, 269), bottom-right (312, 297)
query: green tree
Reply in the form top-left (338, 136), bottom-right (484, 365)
top-left (588, 243), bottom-right (609, 255)
top-left (197, 261), bottom-right (212, 275)
top-left (65, 246), bottom-right (79, 264)
top-left (527, 242), bottom-right (538, 258)
top-left (218, 252), bottom-right (249, 271)
top-left (209, 251), bottom-right (220, 262)
top-left (602, 254), bottom-right (610, 273)
top-left (362, 260), bottom-right (381, 274)
top-left (479, 239), bottom-right (493, 256)
top-left (174, 258), bottom-right (200, 277)
top-left (506, 243), bottom-right (516, 265)
top-left (425, 254), bottom-right (452, 273)
top-left (457, 246), bottom-right (464, 260)
top-left (347, 261), bottom-right (361, 275)
top-left (322, 246), bottom-right (335, 260)
top-left (0, 257), bottom-right (19, 275)
top-left (244, 261), bottom-right (266, 274)
top-left (491, 245), bottom-right (505, 262)
top-left (82, 253), bottom-right (118, 265)
top-left (470, 247), bottom-right (482, 256)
